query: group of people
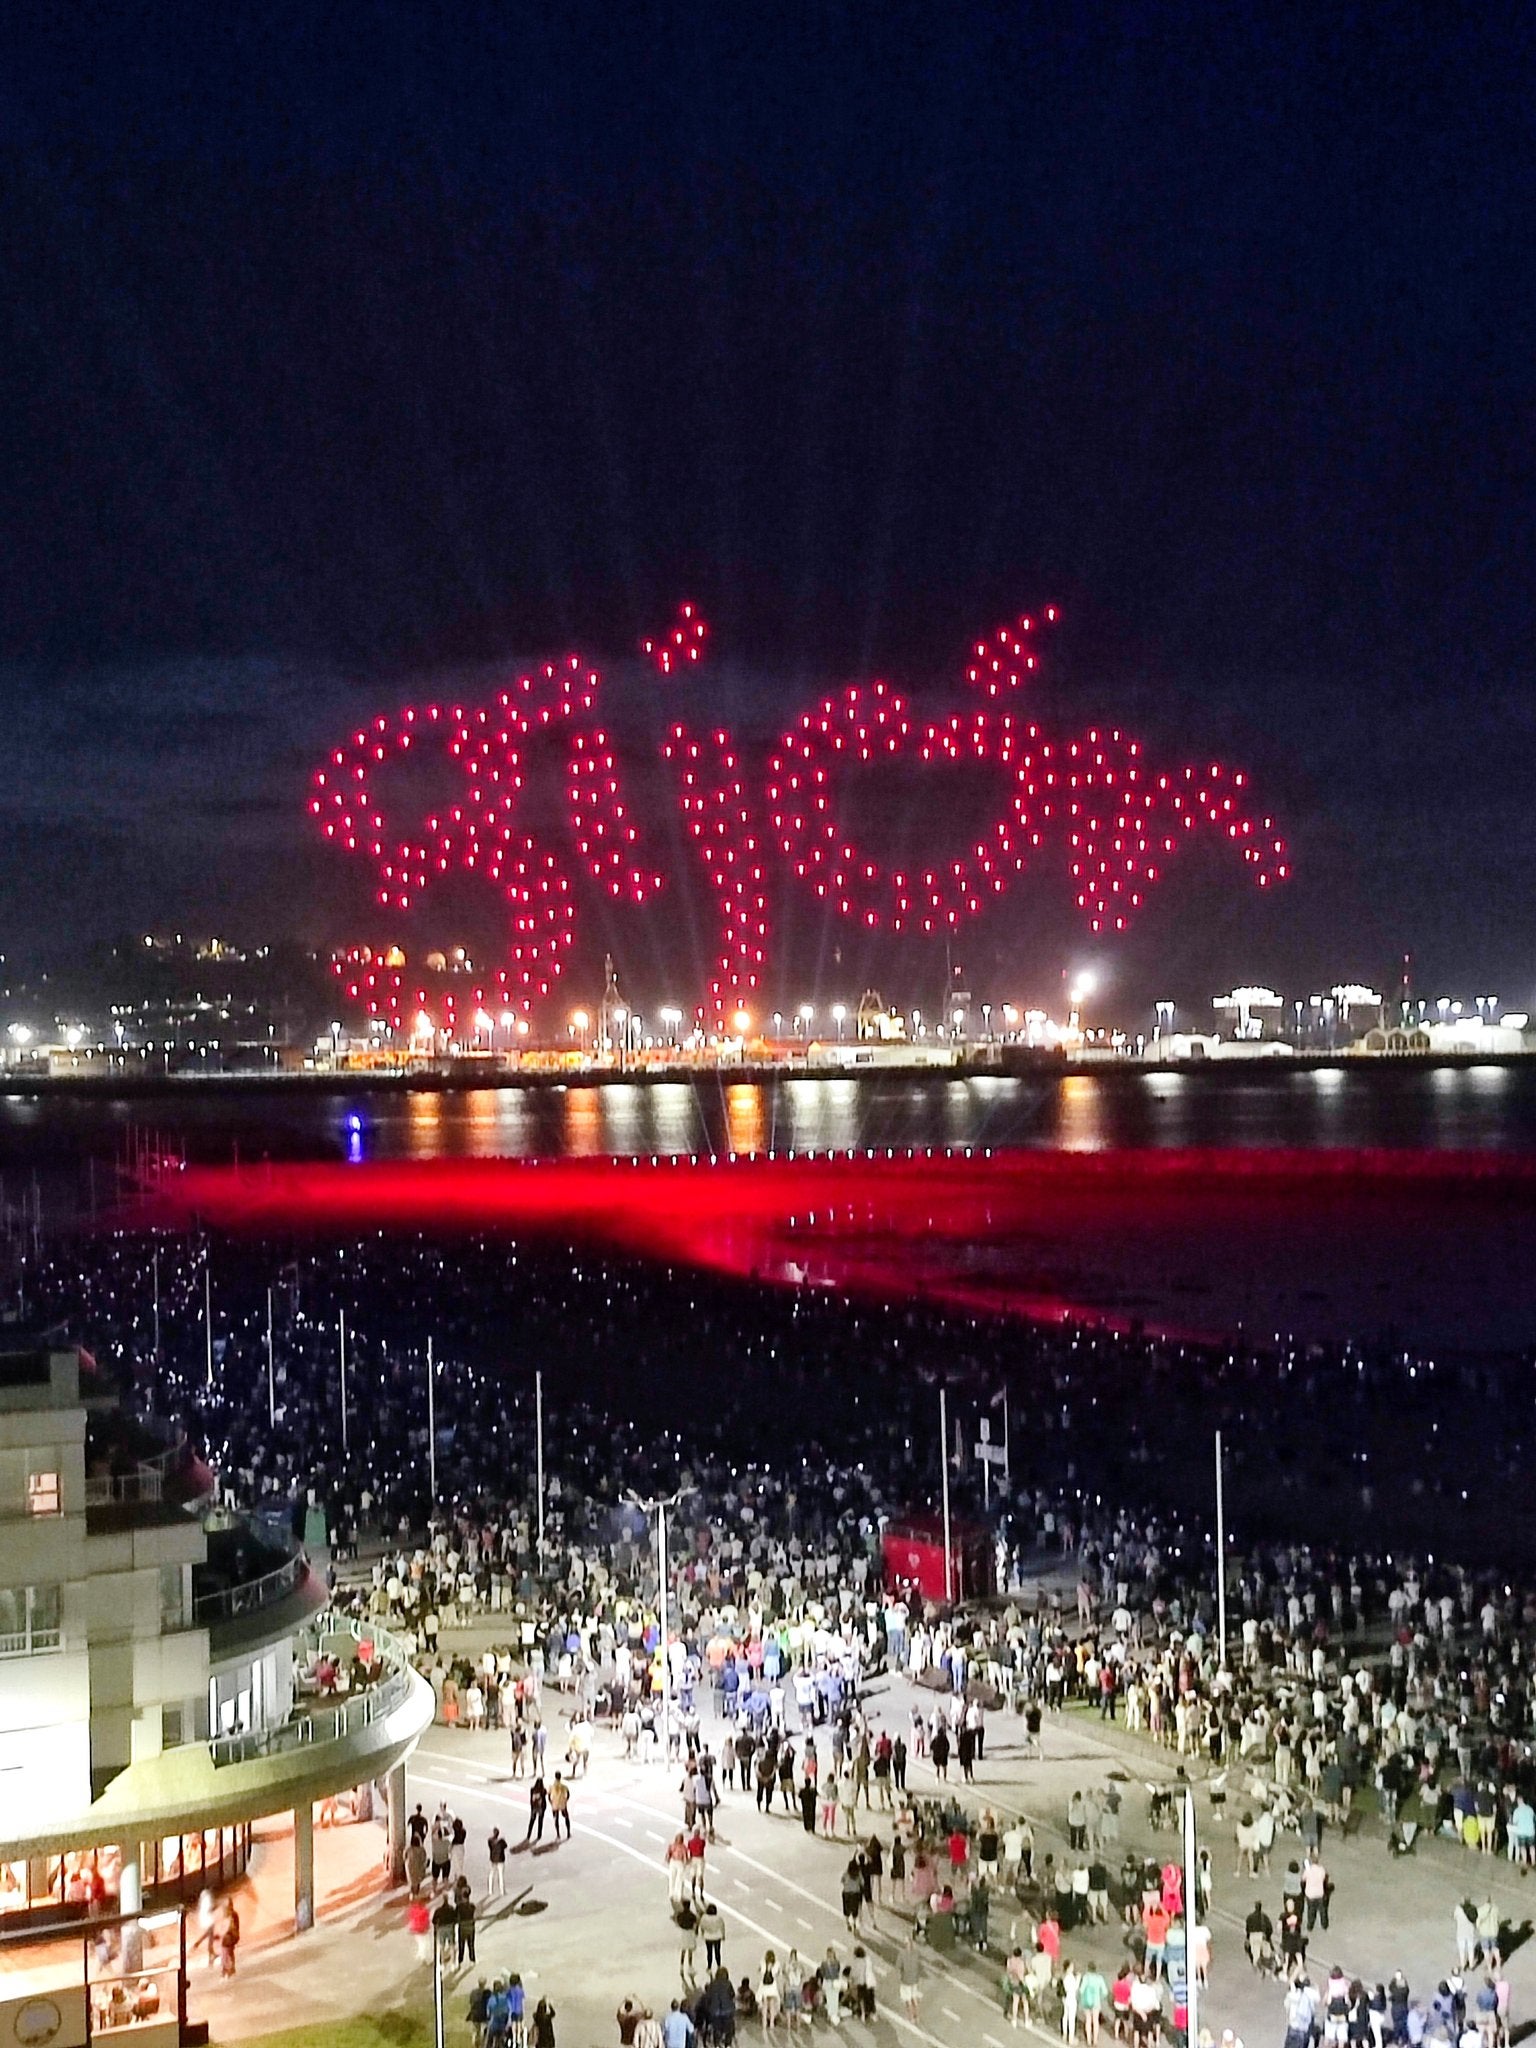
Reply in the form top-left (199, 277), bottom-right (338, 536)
top-left (24, 1223), bottom-right (1536, 2044)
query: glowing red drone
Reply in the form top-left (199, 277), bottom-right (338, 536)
top-left (312, 603), bottom-right (1288, 1026)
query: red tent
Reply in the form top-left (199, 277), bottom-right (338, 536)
top-left (881, 1516), bottom-right (991, 1605)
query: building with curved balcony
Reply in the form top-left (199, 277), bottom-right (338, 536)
top-left (0, 1336), bottom-right (433, 1936)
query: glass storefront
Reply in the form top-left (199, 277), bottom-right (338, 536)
top-left (0, 1826), bottom-right (251, 1927)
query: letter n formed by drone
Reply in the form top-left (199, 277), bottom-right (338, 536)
top-left (312, 603), bottom-right (1288, 1030)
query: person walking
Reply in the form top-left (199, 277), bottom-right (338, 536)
top-left (526, 1773), bottom-right (549, 1843)
top-left (408, 1895), bottom-right (431, 1963)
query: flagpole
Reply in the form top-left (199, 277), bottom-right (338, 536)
top-left (1215, 1429), bottom-right (1228, 1668)
top-left (426, 1338), bottom-right (437, 1507)
top-left (939, 1386), bottom-right (954, 1604)
top-left (1183, 1787), bottom-right (1200, 2047)
top-left (151, 1243), bottom-right (161, 1366)
top-left (204, 1261), bottom-right (213, 1389)
top-left (265, 1286), bottom-right (275, 1427)
top-left (339, 1310), bottom-right (349, 1454)
top-left (535, 1368), bottom-right (545, 1567)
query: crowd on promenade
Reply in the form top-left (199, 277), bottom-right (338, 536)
top-left (19, 1227), bottom-right (1536, 2042)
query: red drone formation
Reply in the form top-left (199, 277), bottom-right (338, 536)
top-left (311, 601), bottom-right (1289, 1026)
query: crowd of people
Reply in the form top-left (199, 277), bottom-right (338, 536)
top-left (18, 1225), bottom-right (1536, 2043)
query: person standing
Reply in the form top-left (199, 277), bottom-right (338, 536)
top-left (455, 1881), bottom-right (478, 1966)
top-left (532, 1997), bottom-right (556, 2048)
top-left (849, 1946), bottom-right (876, 2023)
top-left (525, 1773), bottom-right (549, 1842)
top-left (899, 1933), bottom-right (922, 2020)
top-left (799, 1773), bottom-right (817, 1834)
top-left (550, 1773), bottom-right (572, 1841)
top-left (699, 1900), bottom-right (726, 1974)
top-left (676, 1900), bottom-right (700, 1990)
top-left (407, 1894), bottom-right (431, 1963)
top-left (487, 1827), bottom-right (508, 1897)
top-left (217, 1901), bottom-right (240, 1978)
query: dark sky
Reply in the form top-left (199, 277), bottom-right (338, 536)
top-left (1, 3), bottom-right (1533, 1018)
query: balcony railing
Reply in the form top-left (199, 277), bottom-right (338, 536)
top-left (208, 1613), bottom-right (417, 1767)
top-left (84, 1466), bottom-right (164, 1508)
top-left (0, 1625), bottom-right (62, 1657)
top-left (192, 1549), bottom-right (305, 1624)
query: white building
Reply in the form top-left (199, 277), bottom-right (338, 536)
top-left (0, 1336), bottom-right (432, 1937)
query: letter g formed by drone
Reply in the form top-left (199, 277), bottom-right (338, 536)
top-left (311, 603), bottom-right (1288, 1025)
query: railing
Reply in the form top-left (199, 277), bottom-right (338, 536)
top-left (192, 1549), bottom-right (306, 1624)
top-left (208, 1613), bottom-right (418, 1767)
top-left (84, 1466), bottom-right (164, 1508)
top-left (0, 1625), bottom-right (61, 1657)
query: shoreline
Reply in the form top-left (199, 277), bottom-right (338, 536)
top-left (4, 1046), bottom-right (1536, 1100)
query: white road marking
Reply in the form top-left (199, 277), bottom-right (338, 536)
top-left (795, 1915), bottom-right (814, 1931)
top-left (413, 1768), bottom-right (1057, 2048)
top-left (943, 2008), bottom-right (964, 2023)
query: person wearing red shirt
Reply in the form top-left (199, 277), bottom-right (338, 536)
top-left (1142, 1902), bottom-right (1170, 1977)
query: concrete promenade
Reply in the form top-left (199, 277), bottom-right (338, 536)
top-left (182, 1614), bottom-right (1536, 2047)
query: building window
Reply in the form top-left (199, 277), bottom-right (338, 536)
top-left (26, 1470), bottom-right (60, 1517)
top-left (159, 1563), bottom-right (186, 1630)
top-left (0, 1584), bottom-right (62, 1656)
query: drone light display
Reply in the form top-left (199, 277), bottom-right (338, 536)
top-left (312, 601), bottom-right (1288, 1025)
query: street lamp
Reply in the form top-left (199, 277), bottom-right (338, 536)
top-left (797, 1003), bottom-right (814, 1039)
top-left (771, 1010), bottom-right (783, 1038)
top-left (571, 1008), bottom-right (590, 1055)
top-left (624, 1485), bottom-right (694, 1764)
top-left (832, 1003), bottom-right (847, 1040)
top-left (981, 1003), bottom-right (991, 1040)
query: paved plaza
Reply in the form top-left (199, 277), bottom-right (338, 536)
top-left (189, 1612), bottom-right (1536, 2048)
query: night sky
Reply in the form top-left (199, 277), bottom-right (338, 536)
top-left (2, 4), bottom-right (1533, 1018)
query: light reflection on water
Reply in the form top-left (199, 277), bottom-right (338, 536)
top-left (5, 1065), bottom-right (1536, 1174)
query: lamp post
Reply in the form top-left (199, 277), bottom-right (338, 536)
top-left (1215, 1430), bottom-right (1228, 1668)
top-left (1183, 1787), bottom-right (1200, 2048)
top-left (426, 1338), bottom-right (437, 1506)
top-left (625, 1485), bottom-right (693, 1763)
top-left (939, 1387), bottom-right (954, 1604)
top-left (339, 1310), bottom-right (349, 1455)
top-left (832, 1004), bottom-right (846, 1040)
top-left (535, 1368), bottom-right (546, 1568)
